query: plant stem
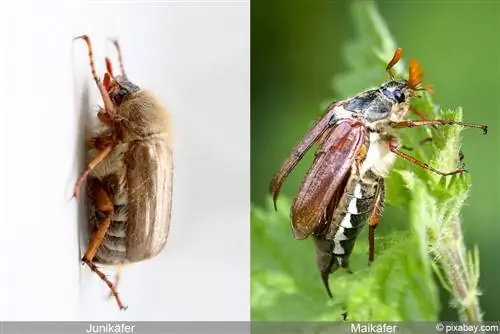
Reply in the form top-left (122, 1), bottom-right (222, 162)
top-left (437, 217), bottom-right (482, 321)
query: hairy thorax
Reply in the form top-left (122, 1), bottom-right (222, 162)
top-left (114, 90), bottom-right (173, 142)
top-left (358, 102), bottom-right (411, 179)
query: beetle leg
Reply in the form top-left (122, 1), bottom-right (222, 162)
top-left (108, 265), bottom-right (123, 300)
top-left (401, 136), bottom-right (433, 151)
top-left (368, 182), bottom-right (385, 264)
top-left (409, 105), bottom-right (455, 151)
top-left (388, 137), bottom-right (467, 176)
top-left (74, 35), bottom-right (115, 117)
top-left (399, 124), bottom-right (466, 168)
top-left (391, 119), bottom-right (487, 134)
top-left (399, 124), bottom-right (465, 165)
top-left (82, 182), bottom-right (127, 310)
top-left (90, 133), bottom-right (115, 151)
top-left (73, 144), bottom-right (113, 199)
top-left (368, 225), bottom-right (377, 264)
top-left (409, 106), bottom-right (430, 121)
top-left (394, 111), bottom-right (485, 164)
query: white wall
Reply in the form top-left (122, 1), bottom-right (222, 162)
top-left (0, 0), bottom-right (250, 321)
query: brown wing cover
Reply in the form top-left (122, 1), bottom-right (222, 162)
top-left (125, 139), bottom-right (173, 262)
top-left (290, 120), bottom-right (366, 239)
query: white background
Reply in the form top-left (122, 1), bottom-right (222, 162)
top-left (0, 0), bottom-right (249, 321)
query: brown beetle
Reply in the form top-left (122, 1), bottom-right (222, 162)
top-left (73, 35), bottom-right (173, 310)
top-left (270, 48), bottom-right (487, 299)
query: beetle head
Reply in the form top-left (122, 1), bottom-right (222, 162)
top-left (108, 75), bottom-right (141, 105)
top-left (102, 56), bottom-right (140, 105)
top-left (384, 48), bottom-right (433, 103)
top-left (379, 80), bottom-right (412, 105)
top-left (104, 71), bottom-right (141, 106)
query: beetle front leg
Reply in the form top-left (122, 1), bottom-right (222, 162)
top-left (387, 137), bottom-right (466, 176)
top-left (74, 131), bottom-right (116, 199)
top-left (73, 143), bottom-right (113, 199)
top-left (90, 132), bottom-right (115, 150)
top-left (391, 119), bottom-right (487, 134)
top-left (409, 106), bottom-right (429, 121)
top-left (401, 136), bottom-right (433, 151)
top-left (83, 179), bottom-right (127, 310)
top-left (406, 106), bottom-right (443, 151)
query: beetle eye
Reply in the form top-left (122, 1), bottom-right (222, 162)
top-left (112, 92), bottom-right (122, 104)
top-left (393, 89), bottom-right (405, 103)
top-left (112, 89), bottom-right (128, 105)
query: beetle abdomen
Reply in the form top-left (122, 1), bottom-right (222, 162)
top-left (330, 193), bottom-right (374, 260)
top-left (87, 173), bottom-right (131, 265)
top-left (327, 173), bottom-right (383, 266)
top-left (94, 221), bottom-right (128, 265)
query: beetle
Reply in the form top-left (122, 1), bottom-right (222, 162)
top-left (269, 48), bottom-right (487, 299)
top-left (73, 35), bottom-right (173, 310)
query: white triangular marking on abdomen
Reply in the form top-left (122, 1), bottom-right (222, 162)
top-left (340, 213), bottom-right (353, 228)
top-left (353, 183), bottom-right (363, 198)
top-left (347, 198), bottom-right (358, 214)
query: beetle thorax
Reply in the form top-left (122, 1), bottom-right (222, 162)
top-left (113, 90), bottom-right (172, 142)
top-left (355, 94), bottom-right (410, 177)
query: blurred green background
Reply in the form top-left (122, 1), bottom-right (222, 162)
top-left (251, 0), bottom-right (500, 321)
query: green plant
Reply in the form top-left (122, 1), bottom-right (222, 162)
top-left (251, 0), bottom-right (482, 321)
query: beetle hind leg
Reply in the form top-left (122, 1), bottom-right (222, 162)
top-left (83, 179), bottom-right (127, 310)
top-left (82, 260), bottom-right (127, 310)
top-left (368, 182), bottom-right (385, 264)
top-left (107, 265), bottom-right (123, 300)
